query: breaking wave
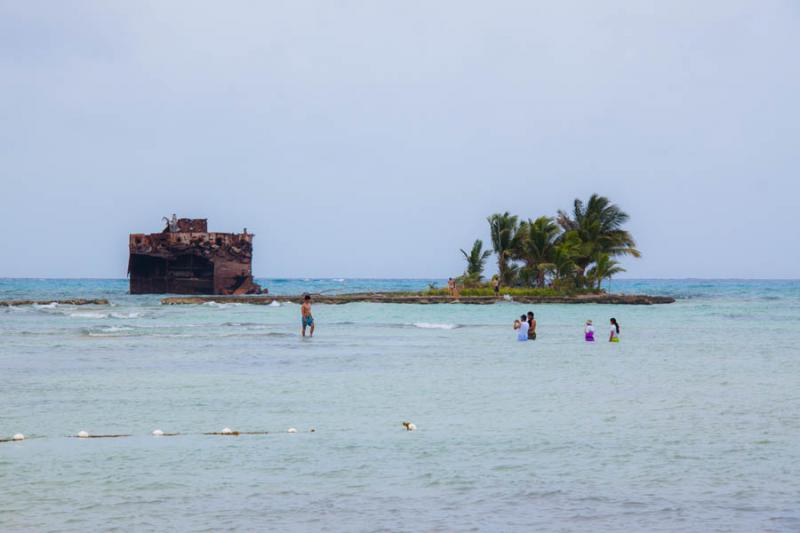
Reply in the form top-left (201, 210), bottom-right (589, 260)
top-left (202, 302), bottom-right (241, 309)
top-left (111, 312), bottom-right (141, 319)
top-left (70, 311), bottom-right (141, 319)
top-left (70, 312), bottom-right (109, 319)
top-left (412, 322), bottom-right (460, 330)
top-left (83, 326), bottom-right (136, 336)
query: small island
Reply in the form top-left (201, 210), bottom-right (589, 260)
top-left (456, 193), bottom-right (641, 294)
top-left (163, 194), bottom-right (673, 305)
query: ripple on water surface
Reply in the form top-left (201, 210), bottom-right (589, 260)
top-left (1, 279), bottom-right (799, 531)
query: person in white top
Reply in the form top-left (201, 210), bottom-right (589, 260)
top-left (514, 315), bottom-right (528, 341)
top-left (584, 320), bottom-right (595, 342)
top-left (609, 317), bottom-right (620, 342)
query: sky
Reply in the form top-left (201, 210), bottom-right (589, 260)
top-left (1, 0), bottom-right (798, 279)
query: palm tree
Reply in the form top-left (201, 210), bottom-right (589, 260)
top-left (547, 242), bottom-right (578, 290)
top-left (557, 194), bottom-right (640, 284)
top-left (586, 253), bottom-right (626, 290)
top-left (487, 212), bottom-right (519, 285)
top-left (460, 239), bottom-right (492, 280)
top-left (512, 216), bottom-right (560, 288)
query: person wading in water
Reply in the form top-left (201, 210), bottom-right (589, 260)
top-left (527, 311), bottom-right (537, 340)
top-left (515, 314), bottom-right (528, 341)
top-left (609, 317), bottom-right (620, 342)
top-left (301, 294), bottom-right (315, 337)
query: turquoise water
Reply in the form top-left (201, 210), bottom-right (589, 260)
top-left (1, 279), bottom-right (799, 531)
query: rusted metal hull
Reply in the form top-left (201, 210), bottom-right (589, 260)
top-left (128, 218), bottom-right (262, 295)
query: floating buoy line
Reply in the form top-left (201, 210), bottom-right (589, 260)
top-left (71, 432), bottom-right (131, 439)
top-left (1, 422), bottom-right (416, 443)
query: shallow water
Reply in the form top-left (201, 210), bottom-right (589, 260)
top-left (1, 279), bottom-right (799, 532)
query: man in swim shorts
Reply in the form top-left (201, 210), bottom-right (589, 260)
top-left (301, 294), bottom-right (314, 337)
top-left (527, 311), bottom-right (537, 340)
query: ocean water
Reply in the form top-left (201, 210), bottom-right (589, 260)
top-left (1, 279), bottom-right (799, 532)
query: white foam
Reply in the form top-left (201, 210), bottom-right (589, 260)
top-left (99, 326), bottom-right (134, 332)
top-left (269, 300), bottom-right (281, 307)
top-left (87, 326), bottom-right (136, 336)
top-left (203, 302), bottom-right (239, 309)
top-left (413, 322), bottom-right (459, 330)
top-left (70, 312), bottom-right (109, 319)
top-left (135, 323), bottom-right (202, 329)
top-left (33, 302), bottom-right (59, 309)
top-left (111, 312), bottom-right (141, 319)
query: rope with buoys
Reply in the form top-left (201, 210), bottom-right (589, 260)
top-left (1, 421), bottom-right (418, 443)
top-left (0, 426), bottom-right (321, 442)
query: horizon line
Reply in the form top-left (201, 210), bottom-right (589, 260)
top-left (1, 277), bottom-right (799, 282)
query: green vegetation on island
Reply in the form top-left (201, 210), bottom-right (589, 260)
top-left (425, 286), bottom-right (570, 297)
top-left (452, 194), bottom-right (640, 293)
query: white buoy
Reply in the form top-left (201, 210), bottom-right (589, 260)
top-left (221, 427), bottom-right (234, 435)
top-left (287, 427), bottom-right (297, 433)
top-left (12, 433), bottom-right (25, 441)
top-left (77, 430), bottom-right (90, 438)
top-left (152, 429), bottom-right (164, 437)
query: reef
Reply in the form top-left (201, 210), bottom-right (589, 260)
top-left (0, 299), bottom-right (110, 306)
top-left (161, 293), bottom-right (675, 305)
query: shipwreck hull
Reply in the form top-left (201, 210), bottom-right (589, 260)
top-left (128, 218), bottom-right (261, 295)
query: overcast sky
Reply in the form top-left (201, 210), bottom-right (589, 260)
top-left (1, 1), bottom-right (798, 278)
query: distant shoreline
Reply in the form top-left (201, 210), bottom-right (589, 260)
top-left (162, 293), bottom-right (675, 305)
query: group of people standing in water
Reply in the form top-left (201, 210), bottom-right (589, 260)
top-left (515, 314), bottom-right (621, 342)
top-left (513, 312), bottom-right (537, 341)
top-left (303, 293), bottom-right (623, 342)
top-left (584, 317), bottom-right (620, 342)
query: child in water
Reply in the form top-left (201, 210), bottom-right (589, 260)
top-left (609, 317), bottom-right (620, 342)
top-left (584, 320), bottom-right (595, 342)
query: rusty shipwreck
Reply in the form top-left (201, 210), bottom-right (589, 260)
top-left (128, 215), bottom-right (262, 295)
